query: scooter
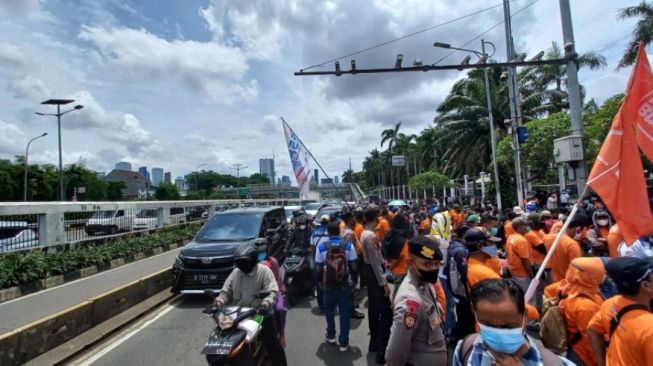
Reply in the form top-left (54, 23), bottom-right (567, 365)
top-left (282, 245), bottom-right (311, 306)
top-left (202, 290), bottom-right (271, 366)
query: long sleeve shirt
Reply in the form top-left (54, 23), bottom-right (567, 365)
top-left (215, 264), bottom-right (278, 308)
top-left (361, 229), bottom-right (387, 287)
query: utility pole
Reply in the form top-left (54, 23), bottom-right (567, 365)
top-left (503, 0), bottom-right (525, 207)
top-left (559, 0), bottom-right (587, 195)
top-left (231, 164), bottom-right (247, 188)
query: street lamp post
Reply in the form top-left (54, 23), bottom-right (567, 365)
top-left (24, 132), bottom-right (48, 201)
top-left (35, 99), bottom-right (84, 201)
top-left (434, 40), bottom-right (503, 212)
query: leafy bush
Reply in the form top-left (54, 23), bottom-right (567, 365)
top-left (0, 224), bottom-right (200, 289)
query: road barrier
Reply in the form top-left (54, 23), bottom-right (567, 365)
top-left (0, 267), bottom-right (172, 365)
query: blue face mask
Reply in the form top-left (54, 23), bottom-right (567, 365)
top-left (479, 322), bottom-right (525, 354)
top-left (257, 252), bottom-right (268, 262)
top-left (481, 245), bottom-right (499, 258)
top-left (490, 227), bottom-right (498, 236)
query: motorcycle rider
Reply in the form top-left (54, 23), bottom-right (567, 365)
top-left (214, 244), bottom-right (288, 366)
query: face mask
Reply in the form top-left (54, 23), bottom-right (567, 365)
top-left (257, 252), bottom-right (268, 262)
top-left (417, 268), bottom-right (440, 284)
top-left (490, 227), bottom-right (498, 236)
top-left (524, 226), bottom-right (531, 233)
top-left (236, 259), bottom-right (256, 273)
top-left (481, 245), bottom-right (499, 258)
top-left (299, 225), bottom-right (306, 230)
top-left (479, 322), bottom-right (525, 354)
top-left (597, 219), bottom-right (609, 226)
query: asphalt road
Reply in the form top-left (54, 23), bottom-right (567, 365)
top-left (70, 291), bottom-right (379, 366)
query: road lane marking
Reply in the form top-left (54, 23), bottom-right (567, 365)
top-left (0, 247), bottom-right (181, 307)
top-left (75, 298), bottom-right (182, 365)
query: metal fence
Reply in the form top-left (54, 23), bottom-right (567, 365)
top-left (0, 199), bottom-right (302, 253)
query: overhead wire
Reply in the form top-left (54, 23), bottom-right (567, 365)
top-left (300, 0), bottom-right (517, 72)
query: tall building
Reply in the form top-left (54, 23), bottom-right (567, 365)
top-left (138, 166), bottom-right (150, 182)
top-left (164, 172), bottom-right (172, 184)
top-left (175, 176), bottom-right (188, 191)
top-left (321, 178), bottom-right (333, 185)
top-left (259, 158), bottom-right (275, 184)
top-left (151, 167), bottom-right (164, 187)
top-left (334, 176), bottom-right (339, 185)
top-left (115, 161), bottom-right (132, 171)
top-left (281, 175), bottom-right (291, 184)
top-left (314, 169), bottom-right (319, 183)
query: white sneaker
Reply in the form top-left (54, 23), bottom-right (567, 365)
top-left (325, 334), bottom-right (336, 344)
top-left (338, 344), bottom-right (349, 352)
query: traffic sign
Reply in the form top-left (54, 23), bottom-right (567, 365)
top-left (391, 155), bottom-right (405, 166)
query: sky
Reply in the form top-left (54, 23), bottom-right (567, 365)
top-left (0, 0), bottom-right (640, 184)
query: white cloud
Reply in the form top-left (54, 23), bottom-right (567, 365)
top-left (8, 75), bottom-right (50, 99)
top-left (0, 120), bottom-right (25, 155)
top-left (78, 25), bottom-right (259, 104)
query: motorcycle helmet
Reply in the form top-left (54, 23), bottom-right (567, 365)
top-left (234, 243), bottom-right (258, 273)
top-left (297, 215), bottom-right (310, 225)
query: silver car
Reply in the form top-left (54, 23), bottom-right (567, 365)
top-left (0, 221), bottom-right (38, 252)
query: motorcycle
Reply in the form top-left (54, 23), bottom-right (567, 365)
top-left (202, 290), bottom-right (272, 366)
top-left (282, 245), bottom-right (311, 306)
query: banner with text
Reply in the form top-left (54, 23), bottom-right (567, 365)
top-left (283, 120), bottom-right (311, 200)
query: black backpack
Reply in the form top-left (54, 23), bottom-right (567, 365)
top-left (382, 228), bottom-right (408, 260)
top-left (323, 242), bottom-right (349, 288)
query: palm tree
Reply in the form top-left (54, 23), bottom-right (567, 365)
top-left (519, 42), bottom-right (606, 117)
top-left (618, 1), bottom-right (653, 68)
top-left (380, 122), bottom-right (402, 152)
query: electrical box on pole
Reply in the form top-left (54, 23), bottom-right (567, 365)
top-left (553, 135), bottom-right (584, 163)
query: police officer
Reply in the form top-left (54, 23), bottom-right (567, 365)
top-left (385, 236), bottom-right (447, 366)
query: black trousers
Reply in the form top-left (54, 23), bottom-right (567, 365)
top-left (364, 263), bottom-right (392, 353)
top-left (260, 314), bottom-right (287, 366)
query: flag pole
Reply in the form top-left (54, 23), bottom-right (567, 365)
top-left (524, 186), bottom-right (589, 302)
top-left (281, 117), bottom-right (353, 209)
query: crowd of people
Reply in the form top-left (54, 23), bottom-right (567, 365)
top-left (216, 195), bottom-right (653, 365)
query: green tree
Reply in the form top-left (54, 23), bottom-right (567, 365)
top-left (618, 1), bottom-right (653, 68)
top-left (154, 182), bottom-right (181, 200)
top-left (342, 169), bottom-right (355, 183)
top-left (248, 173), bottom-right (271, 185)
top-left (107, 181), bottom-right (126, 201)
top-left (408, 171), bottom-right (451, 190)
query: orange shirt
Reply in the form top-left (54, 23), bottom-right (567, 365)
top-left (607, 224), bottom-right (623, 259)
top-left (450, 210), bottom-right (465, 230)
top-left (354, 223), bottom-right (365, 255)
top-left (389, 241), bottom-right (409, 276)
top-left (376, 218), bottom-right (390, 241)
top-left (485, 257), bottom-right (502, 275)
top-left (419, 216), bottom-right (431, 232)
top-left (504, 221), bottom-right (515, 237)
top-left (433, 281), bottom-right (447, 320)
top-left (524, 230), bottom-right (546, 266)
top-left (561, 295), bottom-right (602, 366)
top-left (550, 221), bottom-right (563, 234)
top-left (544, 233), bottom-right (581, 282)
top-left (588, 296), bottom-right (653, 366)
top-left (507, 233), bottom-right (531, 277)
top-left (339, 221), bottom-right (346, 232)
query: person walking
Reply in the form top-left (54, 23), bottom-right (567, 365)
top-left (385, 236), bottom-right (447, 366)
top-left (315, 222), bottom-right (358, 352)
top-left (361, 207), bottom-right (393, 364)
top-left (506, 218), bottom-right (534, 294)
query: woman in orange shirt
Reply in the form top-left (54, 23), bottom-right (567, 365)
top-left (559, 257), bottom-right (606, 366)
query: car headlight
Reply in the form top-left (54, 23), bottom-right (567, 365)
top-left (174, 255), bottom-right (184, 269)
top-left (218, 312), bottom-right (236, 329)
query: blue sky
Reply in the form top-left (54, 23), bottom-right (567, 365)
top-left (0, 0), bottom-right (640, 183)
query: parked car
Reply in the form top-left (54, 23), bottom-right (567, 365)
top-left (85, 210), bottom-right (135, 236)
top-left (302, 202), bottom-right (324, 218)
top-left (171, 207), bottom-right (289, 294)
top-left (0, 221), bottom-right (38, 252)
top-left (313, 205), bottom-right (343, 225)
top-left (133, 207), bottom-right (188, 231)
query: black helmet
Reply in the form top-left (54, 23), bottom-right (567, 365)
top-left (234, 243), bottom-right (258, 261)
top-left (297, 215), bottom-right (310, 225)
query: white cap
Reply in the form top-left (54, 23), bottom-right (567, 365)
top-left (320, 215), bottom-right (330, 223)
top-left (513, 206), bottom-right (524, 215)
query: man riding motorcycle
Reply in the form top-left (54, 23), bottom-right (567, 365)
top-left (214, 244), bottom-right (288, 366)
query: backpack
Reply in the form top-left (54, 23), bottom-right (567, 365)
top-left (540, 292), bottom-right (593, 354)
top-left (458, 334), bottom-right (562, 366)
top-left (323, 242), bottom-right (349, 288)
top-left (381, 228), bottom-right (407, 260)
top-left (447, 243), bottom-right (468, 299)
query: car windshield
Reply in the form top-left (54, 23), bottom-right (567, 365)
top-left (91, 211), bottom-right (115, 219)
top-left (316, 207), bottom-right (340, 218)
top-left (304, 203), bottom-right (321, 211)
top-left (136, 209), bottom-right (157, 218)
top-left (195, 213), bottom-right (263, 242)
top-left (284, 209), bottom-right (294, 220)
top-left (0, 228), bottom-right (23, 240)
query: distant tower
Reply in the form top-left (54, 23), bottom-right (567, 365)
top-left (349, 157), bottom-right (352, 171)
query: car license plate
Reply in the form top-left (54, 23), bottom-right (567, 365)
top-left (194, 274), bottom-right (217, 284)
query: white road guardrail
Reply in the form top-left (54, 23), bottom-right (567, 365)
top-left (0, 199), bottom-right (303, 253)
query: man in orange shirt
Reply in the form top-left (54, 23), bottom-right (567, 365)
top-left (606, 223), bottom-right (622, 259)
top-left (587, 257), bottom-right (653, 366)
top-left (506, 218), bottom-right (534, 295)
top-left (376, 209), bottom-right (391, 241)
top-left (450, 205), bottom-right (465, 231)
top-left (544, 216), bottom-right (584, 283)
top-left (525, 213), bottom-right (547, 310)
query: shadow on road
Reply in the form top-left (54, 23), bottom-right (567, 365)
top-left (315, 342), bottom-right (370, 366)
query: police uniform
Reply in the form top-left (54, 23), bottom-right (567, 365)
top-left (385, 238), bottom-right (447, 366)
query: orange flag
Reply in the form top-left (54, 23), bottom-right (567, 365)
top-left (625, 43), bottom-right (653, 160)
top-left (587, 43), bottom-right (653, 245)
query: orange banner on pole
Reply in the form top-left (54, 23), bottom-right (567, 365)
top-left (587, 42), bottom-right (653, 244)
